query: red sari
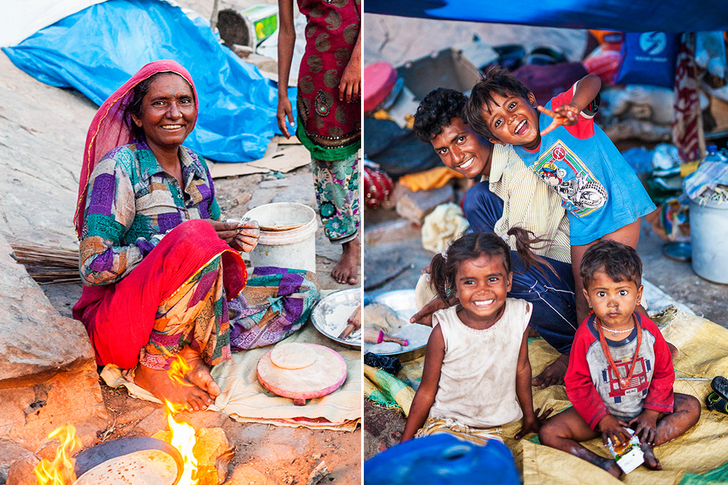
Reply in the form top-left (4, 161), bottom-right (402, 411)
top-left (74, 220), bottom-right (246, 369)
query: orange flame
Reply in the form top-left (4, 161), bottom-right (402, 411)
top-left (168, 352), bottom-right (193, 388)
top-left (34, 424), bottom-right (82, 485)
top-left (165, 400), bottom-right (198, 485)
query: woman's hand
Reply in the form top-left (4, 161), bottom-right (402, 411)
top-left (339, 34), bottom-right (361, 104)
top-left (277, 95), bottom-right (295, 139)
top-left (232, 220), bottom-right (260, 252)
top-left (339, 57), bottom-right (360, 104)
top-left (207, 219), bottom-right (260, 252)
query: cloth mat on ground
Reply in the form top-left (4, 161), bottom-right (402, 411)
top-left (366, 307), bottom-right (728, 484)
top-left (364, 364), bottom-right (415, 415)
top-left (102, 324), bottom-right (360, 431)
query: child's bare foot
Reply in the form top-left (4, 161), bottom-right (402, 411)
top-left (129, 347), bottom-right (219, 412)
top-left (640, 442), bottom-right (662, 470)
top-left (332, 236), bottom-right (359, 285)
top-left (532, 353), bottom-right (569, 387)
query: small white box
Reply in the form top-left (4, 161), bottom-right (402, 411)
top-left (607, 430), bottom-right (645, 474)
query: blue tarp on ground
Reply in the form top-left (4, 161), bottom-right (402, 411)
top-left (364, 0), bottom-right (728, 34)
top-left (2, 0), bottom-right (290, 163)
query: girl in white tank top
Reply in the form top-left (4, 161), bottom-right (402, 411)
top-left (401, 230), bottom-right (555, 443)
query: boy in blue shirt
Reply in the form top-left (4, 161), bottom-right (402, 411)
top-left (465, 68), bottom-right (656, 339)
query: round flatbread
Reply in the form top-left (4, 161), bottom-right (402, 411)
top-left (270, 343), bottom-right (318, 370)
top-left (73, 450), bottom-right (177, 485)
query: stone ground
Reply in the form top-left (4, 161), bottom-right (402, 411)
top-left (0, 0), bottom-right (362, 480)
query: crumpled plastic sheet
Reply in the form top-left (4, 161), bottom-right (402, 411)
top-left (2, 0), bottom-right (292, 163)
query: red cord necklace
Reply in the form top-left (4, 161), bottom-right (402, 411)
top-left (596, 314), bottom-right (642, 389)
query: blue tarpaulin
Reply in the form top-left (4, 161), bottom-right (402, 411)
top-left (3, 0), bottom-right (291, 163)
top-left (364, 0), bottom-right (728, 34)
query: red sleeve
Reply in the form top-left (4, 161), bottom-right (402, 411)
top-left (548, 83), bottom-right (595, 139)
top-left (565, 321), bottom-right (610, 430)
top-left (641, 316), bottom-right (675, 414)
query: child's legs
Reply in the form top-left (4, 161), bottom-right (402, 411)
top-left (539, 407), bottom-right (620, 476)
top-left (539, 407), bottom-right (600, 448)
top-left (654, 393), bottom-right (701, 446)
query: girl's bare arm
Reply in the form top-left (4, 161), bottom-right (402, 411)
top-left (515, 330), bottom-right (552, 438)
top-left (276, 0), bottom-right (296, 138)
top-left (401, 325), bottom-right (445, 442)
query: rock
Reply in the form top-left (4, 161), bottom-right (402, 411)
top-left (0, 440), bottom-right (33, 483)
top-left (0, 55), bottom-right (94, 248)
top-left (395, 185), bottom-right (455, 225)
top-left (154, 426), bottom-right (234, 485)
top-left (0, 234), bottom-right (94, 384)
top-left (0, 234), bottom-right (108, 450)
top-left (133, 408), bottom-right (168, 437)
top-left (6, 454), bottom-right (40, 485)
top-left (0, 367), bottom-right (108, 450)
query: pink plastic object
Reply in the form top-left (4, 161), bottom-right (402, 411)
top-left (364, 61), bottom-right (397, 112)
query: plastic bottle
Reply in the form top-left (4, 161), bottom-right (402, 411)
top-left (700, 144), bottom-right (728, 165)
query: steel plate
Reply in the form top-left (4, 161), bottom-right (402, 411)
top-left (311, 288), bottom-right (362, 348)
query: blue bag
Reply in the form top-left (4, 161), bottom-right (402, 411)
top-left (364, 434), bottom-right (520, 484)
top-left (615, 32), bottom-right (680, 88)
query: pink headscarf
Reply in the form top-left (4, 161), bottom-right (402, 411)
top-left (74, 60), bottom-right (198, 238)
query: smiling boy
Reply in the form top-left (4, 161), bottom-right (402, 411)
top-left (412, 88), bottom-right (579, 387)
top-left (465, 68), bottom-right (656, 341)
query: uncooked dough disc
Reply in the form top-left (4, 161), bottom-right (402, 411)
top-left (270, 343), bottom-right (317, 369)
top-left (257, 343), bottom-right (347, 401)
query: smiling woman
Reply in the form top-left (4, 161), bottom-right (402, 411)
top-left (72, 60), bottom-right (318, 412)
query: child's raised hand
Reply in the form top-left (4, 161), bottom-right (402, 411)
top-left (515, 407), bottom-right (554, 439)
top-left (629, 409), bottom-right (660, 445)
top-left (597, 414), bottom-right (631, 448)
top-left (538, 104), bottom-right (579, 136)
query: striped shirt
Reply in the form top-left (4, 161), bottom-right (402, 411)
top-left (79, 139), bottom-right (221, 285)
top-left (486, 144), bottom-right (571, 263)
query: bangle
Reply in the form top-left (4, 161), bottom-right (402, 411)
top-left (377, 330), bottom-right (384, 344)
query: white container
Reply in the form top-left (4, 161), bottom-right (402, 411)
top-left (690, 197), bottom-right (728, 284)
top-left (243, 203), bottom-right (317, 273)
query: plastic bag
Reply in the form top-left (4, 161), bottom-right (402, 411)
top-left (615, 32), bottom-right (679, 88)
top-left (696, 31), bottom-right (727, 86)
